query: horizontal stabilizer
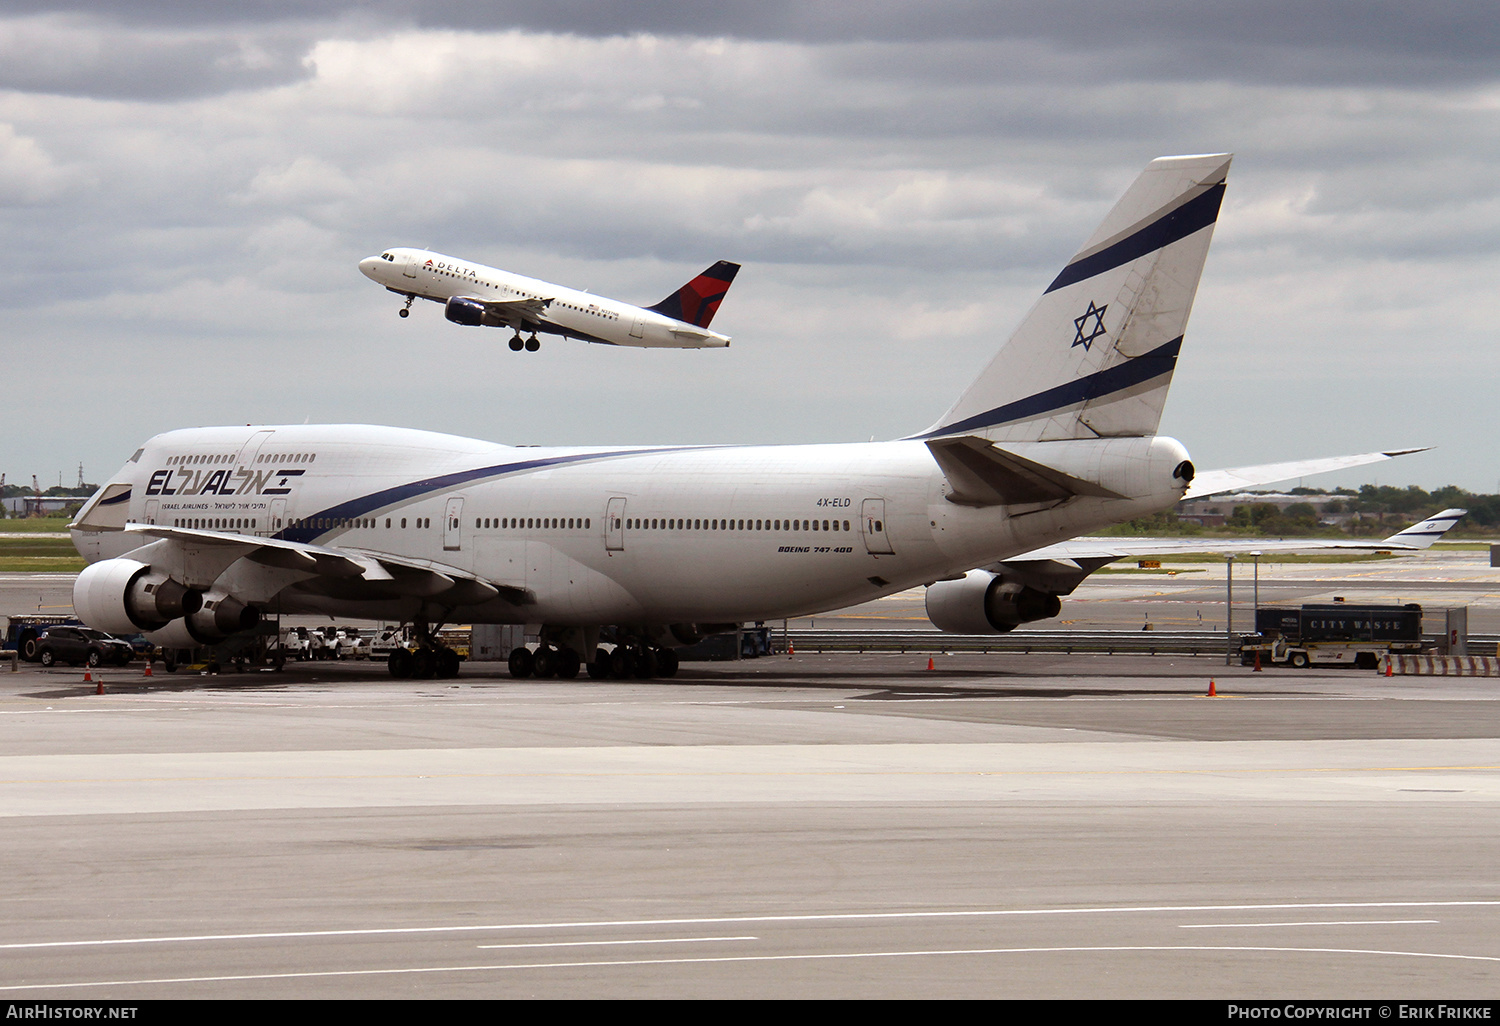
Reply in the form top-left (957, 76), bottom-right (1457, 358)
top-left (1185, 447), bottom-right (1430, 499)
top-left (926, 435), bottom-right (1125, 507)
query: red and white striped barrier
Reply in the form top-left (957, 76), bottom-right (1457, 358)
top-left (1383, 654), bottom-right (1500, 677)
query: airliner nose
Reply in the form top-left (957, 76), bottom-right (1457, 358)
top-left (358, 256), bottom-right (382, 280)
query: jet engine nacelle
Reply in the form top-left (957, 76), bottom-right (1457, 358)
top-left (925, 569), bottom-right (1062, 635)
top-left (73, 558), bottom-right (203, 634)
top-left (444, 296), bottom-right (487, 327)
top-left (145, 590), bottom-right (262, 649)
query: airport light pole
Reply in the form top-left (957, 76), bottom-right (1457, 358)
top-left (1225, 554), bottom-right (1235, 666)
top-left (1250, 551), bottom-right (1261, 616)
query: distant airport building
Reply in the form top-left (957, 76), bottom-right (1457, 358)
top-left (3, 496), bottom-right (81, 517)
top-left (1177, 492), bottom-right (1352, 527)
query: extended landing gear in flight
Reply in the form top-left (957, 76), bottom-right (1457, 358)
top-left (508, 333), bottom-right (541, 352)
top-left (398, 294), bottom-right (415, 318)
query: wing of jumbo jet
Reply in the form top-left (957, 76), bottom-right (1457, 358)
top-left (114, 524), bottom-right (531, 607)
top-left (996, 507), bottom-right (1467, 567)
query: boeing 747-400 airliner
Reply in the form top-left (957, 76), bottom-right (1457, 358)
top-left (73, 154), bottom-right (1425, 679)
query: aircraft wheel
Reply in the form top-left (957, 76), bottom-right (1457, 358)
top-left (656, 648), bottom-right (679, 678)
top-left (163, 651), bottom-right (178, 673)
top-left (509, 336), bottom-right (524, 352)
top-left (586, 649), bottom-right (610, 679)
top-left (609, 647), bottom-right (635, 679)
top-left (388, 649), bottom-right (413, 679)
top-left (399, 308), bottom-right (410, 318)
top-left (438, 647), bottom-right (462, 678)
top-left (532, 646), bottom-right (559, 678)
top-left (525, 336), bottom-right (540, 352)
top-left (508, 646), bottom-right (534, 679)
top-left (411, 648), bottom-right (437, 679)
top-left (556, 648), bottom-right (581, 679)
top-left (634, 648), bottom-right (658, 679)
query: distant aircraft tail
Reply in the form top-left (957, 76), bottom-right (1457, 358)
top-left (1380, 508), bottom-right (1466, 548)
top-left (647, 260), bottom-right (741, 328)
top-left (918, 153), bottom-right (1231, 443)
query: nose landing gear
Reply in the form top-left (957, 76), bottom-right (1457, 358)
top-left (398, 295), bottom-right (415, 318)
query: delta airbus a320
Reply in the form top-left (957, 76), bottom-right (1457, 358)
top-left (73, 154), bottom-right (1424, 679)
top-left (359, 247), bottom-right (739, 352)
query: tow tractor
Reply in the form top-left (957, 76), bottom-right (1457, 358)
top-left (1240, 602), bottom-right (1426, 669)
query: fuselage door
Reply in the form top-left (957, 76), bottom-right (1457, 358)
top-left (630, 316), bottom-right (645, 340)
top-left (861, 498), bottom-right (894, 555)
top-left (266, 498), bottom-right (287, 536)
top-left (236, 429), bottom-right (275, 470)
top-left (143, 499), bottom-right (159, 526)
top-left (444, 496), bottom-right (464, 551)
top-left (403, 253), bottom-right (420, 279)
top-left (605, 497), bottom-right (627, 552)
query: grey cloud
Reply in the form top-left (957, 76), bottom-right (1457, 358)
top-left (0, 16), bottom-right (317, 100)
top-left (12, 2), bottom-right (1500, 76)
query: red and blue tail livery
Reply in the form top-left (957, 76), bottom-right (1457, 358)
top-left (647, 260), bottom-right (741, 329)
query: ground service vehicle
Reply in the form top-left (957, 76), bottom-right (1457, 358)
top-left (1241, 603), bottom-right (1425, 669)
top-left (3, 615), bottom-right (83, 660)
top-left (33, 625), bottom-right (135, 667)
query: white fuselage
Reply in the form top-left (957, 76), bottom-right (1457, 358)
top-left (358, 248), bottom-right (731, 349)
top-left (76, 424), bottom-right (1190, 626)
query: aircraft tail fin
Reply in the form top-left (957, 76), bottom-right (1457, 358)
top-left (917, 153), bottom-right (1231, 443)
top-left (647, 260), bottom-right (741, 328)
top-left (1380, 508), bottom-right (1466, 549)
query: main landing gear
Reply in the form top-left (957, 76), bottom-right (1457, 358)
top-left (508, 333), bottom-right (541, 352)
top-left (507, 641), bottom-right (679, 680)
top-left (386, 621), bottom-right (462, 679)
top-left (398, 294), bottom-right (415, 318)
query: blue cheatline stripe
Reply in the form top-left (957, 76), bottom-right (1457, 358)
top-left (99, 489), bottom-right (132, 506)
top-left (1045, 183), bottom-right (1225, 294)
top-left (274, 446), bottom-right (707, 545)
top-left (912, 336), bottom-right (1183, 440)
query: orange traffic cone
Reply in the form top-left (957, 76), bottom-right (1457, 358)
top-left (142, 662), bottom-right (153, 678)
top-left (1253, 652), bottom-right (1261, 672)
top-left (927, 657), bottom-right (935, 671)
top-left (83, 669), bottom-right (92, 683)
top-left (1385, 657), bottom-right (1394, 677)
top-left (95, 678), bottom-right (104, 695)
top-left (1208, 679), bottom-right (1217, 697)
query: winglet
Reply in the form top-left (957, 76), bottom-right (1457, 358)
top-left (1380, 508), bottom-right (1466, 549)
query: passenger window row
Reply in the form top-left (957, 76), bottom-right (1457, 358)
top-left (174, 517), bottom-right (257, 530)
top-left (625, 518), bottom-right (852, 532)
top-left (475, 517), bottom-right (592, 530)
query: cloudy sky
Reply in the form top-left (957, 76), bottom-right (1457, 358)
top-left (4, 2), bottom-right (1498, 492)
